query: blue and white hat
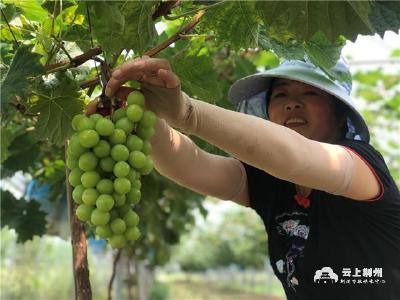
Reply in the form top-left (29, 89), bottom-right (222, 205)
top-left (228, 58), bottom-right (370, 142)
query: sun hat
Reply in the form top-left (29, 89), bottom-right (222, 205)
top-left (228, 57), bottom-right (370, 142)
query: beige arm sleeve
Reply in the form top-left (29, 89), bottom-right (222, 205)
top-left (149, 118), bottom-right (249, 205)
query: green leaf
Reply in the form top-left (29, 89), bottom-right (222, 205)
top-left (256, 1), bottom-right (373, 42)
top-left (369, 1), bottom-right (400, 37)
top-left (7, 0), bottom-right (48, 22)
top-left (0, 45), bottom-right (44, 105)
top-left (0, 190), bottom-right (47, 243)
top-left (200, 1), bottom-right (260, 50)
top-left (258, 29), bottom-right (305, 60)
top-left (41, 0), bottom-right (76, 17)
top-left (29, 74), bottom-right (84, 146)
top-left (121, 1), bottom-right (158, 54)
top-left (0, 125), bottom-right (25, 164)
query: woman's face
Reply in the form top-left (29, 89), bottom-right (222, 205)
top-left (267, 78), bottom-right (342, 143)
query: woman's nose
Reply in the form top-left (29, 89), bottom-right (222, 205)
top-left (284, 99), bottom-right (303, 111)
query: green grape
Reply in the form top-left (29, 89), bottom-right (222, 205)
top-left (131, 179), bottom-right (141, 189)
top-left (96, 194), bottom-right (114, 212)
top-left (110, 218), bottom-right (126, 234)
top-left (72, 185), bottom-right (85, 204)
top-left (112, 108), bottom-right (126, 122)
top-left (116, 204), bottom-right (131, 215)
top-left (78, 152), bottom-right (98, 171)
top-left (96, 225), bottom-right (113, 239)
top-left (67, 156), bottom-right (79, 169)
top-left (111, 144), bottom-right (129, 162)
top-left (140, 110), bottom-right (156, 128)
top-left (127, 91), bottom-right (145, 107)
top-left (114, 178), bottom-right (131, 194)
top-left (125, 135), bottom-right (143, 152)
top-left (113, 161), bottom-right (130, 178)
top-left (82, 188), bottom-right (99, 206)
top-left (115, 117), bottom-right (134, 134)
top-left (127, 188), bottom-right (141, 205)
top-left (96, 179), bottom-right (114, 194)
top-left (91, 208), bottom-right (110, 226)
top-left (138, 157), bottom-right (154, 175)
top-left (137, 126), bottom-right (155, 140)
top-left (141, 141), bottom-right (152, 155)
top-left (72, 114), bottom-right (86, 131)
top-left (96, 118), bottom-right (114, 136)
top-left (109, 209), bottom-right (119, 221)
top-left (76, 116), bottom-right (95, 131)
top-left (81, 171), bottom-right (101, 188)
top-left (76, 204), bottom-right (94, 222)
top-left (68, 138), bottom-right (87, 157)
top-left (123, 210), bottom-right (139, 227)
top-left (109, 234), bottom-right (126, 249)
top-left (109, 128), bottom-right (127, 145)
top-left (79, 129), bottom-right (100, 148)
top-left (93, 140), bottom-right (111, 158)
top-left (99, 157), bottom-right (115, 172)
top-left (127, 169), bottom-right (138, 184)
top-left (69, 168), bottom-right (83, 187)
top-left (89, 113), bottom-right (103, 123)
top-left (113, 193), bottom-right (126, 207)
top-left (125, 227), bottom-right (140, 241)
top-left (128, 151), bottom-right (146, 169)
top-left (126, 105), bottom-right (143, 122)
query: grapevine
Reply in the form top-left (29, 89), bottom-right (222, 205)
top-left (67, 90), bottom-right (156, 249)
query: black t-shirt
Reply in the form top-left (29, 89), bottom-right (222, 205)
top-left (242, 140), bottom-right (400, 300)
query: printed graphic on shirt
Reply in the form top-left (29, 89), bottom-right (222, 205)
top-left (274, 211), bottom-right (310, 291)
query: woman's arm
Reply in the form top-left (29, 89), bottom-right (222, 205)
top-left (150, 117), bottom-right (250, 206)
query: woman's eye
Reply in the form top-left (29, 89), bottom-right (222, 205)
top-left (272, 92), bottom-right (286, 98)
top-left (304, 91), bottom-right (318, 96)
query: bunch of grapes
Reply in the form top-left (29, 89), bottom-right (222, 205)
top-left (67, 90), bottom-right (156, 249)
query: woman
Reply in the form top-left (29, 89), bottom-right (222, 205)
top-left (105, 56), bottom-right (400, 300)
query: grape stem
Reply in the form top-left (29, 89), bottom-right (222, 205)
top-left (108, 249), bottom-right (122, 300)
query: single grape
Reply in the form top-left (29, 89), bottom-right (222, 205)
top-left (109, 234), bottom-right (126, 249)
top-left (79, 129), bottom-right (100, 148)
top-left (131, 179), bottom-right (141, 189)
top-left (125, 227), bottom-right (140, 241)
top-left (137, 126), bottom-right (155, 140)
top-left (69, 168), bottom-right (83, 187)
top-left (89, 113), bottom-right (103, 123)
top-left (141, 141), bottom-right (152, 155)
top-left (72, 114), bottom-right (86, 131)
top-left (78, 152), bottom-right (98, 171)
top-left (127, 188), bottom-right (141, 205)
top-left (76, 204), bottom-right (94, 222)
top-left (128, 151), bottom-right (146, 169)
top-left (96, 194), bottom-right (114, 212)
top-left (116, 204), bottom-right (131, 215)
top-left (126, 105), bottom-right (143, 123)
top-left (96, 179), bottom-right (114, 194)
top-left (96, 225), bottom-right (113, 239)
top-left (96, 118), bottom-right (114, 136)
top-left (140, 110), bottom-right (156, 128)
top-left (67, 156), bottom-right (79, 169)
top-left (138, 157), bottom-right (154, 175)
top-left (113, 193), bottom-right (126, 207)
top-left (91, 208), bottom-right (110, 226)
top-left (125, 135), bottom-right (143, 152)
top-left (81, 171), bottom-right (101, 188)
top-left (112, 108), bottom-right (127, 122)
top-left (72, 185), bottom-right (85, 204)
top-left (115, 117), bottom-right (134, 134)
top-left (109, 128), bottom-right (127, 145)
top-left (111, 144), bottom-right (129, 162)
top-left (114, 178), bottom-right (131, 194)
top-left (110, 218), bottom-right (126, 234)
top-left (82, 188), bottom-right (99, 206)
top-left (113, 161), bottom-right (130, 178)
top-left (93, 140), bottom-right (111, 158)
top-left (76, 116), bottom-right (95, 131)
top-left (68, 138), bottom-right (87, 157)
top-left (99, 157), bottom-right (116, 173)
top-left (127, 169), bottom-right (138, 184)
top-left (127, 91), bottom-right (145, 107)
top-left (123, 210), bottom-right (139, 227)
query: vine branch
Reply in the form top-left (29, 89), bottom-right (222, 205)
top-left (152, 0), bottom-right (180, 20)
top-left (108, 249), bottom-right (122, 300)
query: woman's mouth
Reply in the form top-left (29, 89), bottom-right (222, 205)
top-left (284, 117), bottom-right (307, 128)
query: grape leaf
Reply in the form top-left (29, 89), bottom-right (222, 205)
top-left (0, 190), bottom-right (47, 243)
top-left (369, 1), bottom-right (400, 37)
top-left (41, 0), bottom-right (76, 17)
top-left (0, 45), bottom-right (44, 105)
top-left (200, 1), bottom-right (260, 50)
top-left (122, 1), bottom-right (158, 54)
top-left (256, 1), bottom-right (373, 43)
top-left (29, 74), bottom-right (84, 146)
top-left (0, 125), bottom-right (25, 164)
top-left (7, 0), bottom-right (48, 22)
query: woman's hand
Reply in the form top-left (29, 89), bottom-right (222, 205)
top-left (105, 56), bottom-right (194, 131)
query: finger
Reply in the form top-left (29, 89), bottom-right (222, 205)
top-left (113, 58), bottom-right (171, 82)
top-left (106, 71), bottom-right (145, 97)
top-left (158, 69), bottom-right (180, 89)
top-left (85, 98), bottom-right (100, 116)
top-left (115, 86), bottom-right (136, 101)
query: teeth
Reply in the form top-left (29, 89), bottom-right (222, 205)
top-left (285, 118), bottom-right (306, 125)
